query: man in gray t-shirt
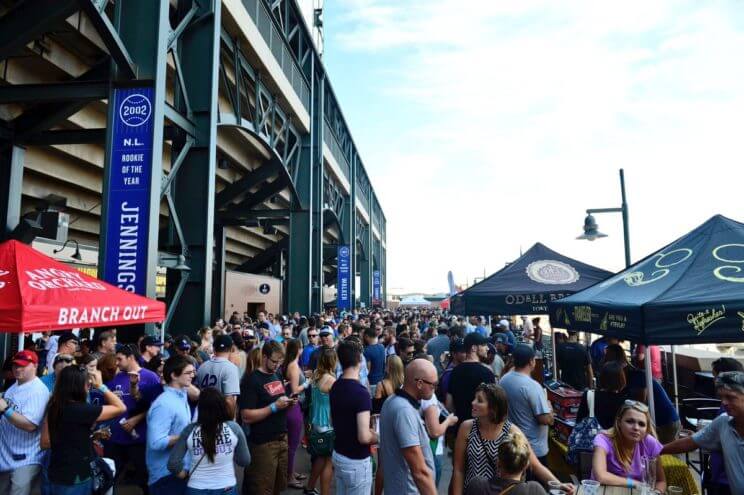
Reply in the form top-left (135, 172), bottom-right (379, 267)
top-left (662, 371), bottom-right (744, 494)
top-left (499, 345), bottom-right (552, 459)
top-left (380, 359), bottom-right (437, 495)
top-left (196, 335), bottom-right (240, 416)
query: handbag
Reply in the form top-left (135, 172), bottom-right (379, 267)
top-left (308, 429), bottom-right (335, 457)
top-left (90, 456), bottom-right (115, 495)
top-left (567, 390), bottom-right (601, 465)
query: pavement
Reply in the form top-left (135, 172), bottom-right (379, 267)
top-left (115, 442), bottom-right (454, 494)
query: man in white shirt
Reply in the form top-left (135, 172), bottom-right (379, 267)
top-left (0, 350), bottom-right (50, 495)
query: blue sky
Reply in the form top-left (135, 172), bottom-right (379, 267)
top-left (315, 1), bottom-right (744, 294)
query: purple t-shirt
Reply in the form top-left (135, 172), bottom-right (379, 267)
top-left (592, 432), bottom-right (662, 481)
top-left (329, 378), bottom-right (372, 459)
top-left (107, 368), bottom-right (162, 444)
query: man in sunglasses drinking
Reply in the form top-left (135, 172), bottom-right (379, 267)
top-left (662, 371), bottom-right (744, 495)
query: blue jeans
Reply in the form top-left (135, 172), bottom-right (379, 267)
top-left (434, 454), bottom-right (443, 487)
top-left (49, 479), bottom-right (92, 495)
top-left (331, 451), bottom-right (372, 495)
top-left (149, 474), bottom-right (186, 495)
top-left (185, 487), bottom-right (238, 495)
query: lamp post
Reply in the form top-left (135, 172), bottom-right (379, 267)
top-left (576, 169), bottom-right (657, 421)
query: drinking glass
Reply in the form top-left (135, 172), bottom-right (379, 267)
top-left (580, 479), bottom-right (599, 495)
top-left (547, 480), bottom-right (561, 491)
top-left (642, 456), bottom-right (657, 490)
top-left (667, 487), bottom-right (683, 495)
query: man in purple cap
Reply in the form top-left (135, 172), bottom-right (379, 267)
top-left (0, 350), bottom-right (49, 495)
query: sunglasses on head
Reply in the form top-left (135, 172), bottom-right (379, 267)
top-left (717, 371), bottom-right (744, 385)
top-left (624, 399), bottom-right (649, 412)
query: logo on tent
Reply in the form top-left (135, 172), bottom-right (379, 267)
top-left (526, 260), bottom-right (579, 285)
top-left (0, 269), bottom-right (8, 289)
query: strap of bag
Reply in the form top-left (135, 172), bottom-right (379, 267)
top-left (186, 452), bottom-right (207, 480)
top-left (587, 390), bottom-right (595, 418)
top-left (499, 482), bottom-right (518, 495)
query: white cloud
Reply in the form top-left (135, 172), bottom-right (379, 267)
top-left (328, 0), bottom-right (744, 294)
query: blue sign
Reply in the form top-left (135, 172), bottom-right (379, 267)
top-left (102, 86), bottom-right (155, 294)
top-left (373, 270), bottom-right (381, 305)
top-left (337, 245), bottom-right (351, 310)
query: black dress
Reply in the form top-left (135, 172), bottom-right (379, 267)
top-left (48, 401), bottom-right (102, 485)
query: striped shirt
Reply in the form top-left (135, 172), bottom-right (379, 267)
top-left (0, 377), bottom-right (49, 471)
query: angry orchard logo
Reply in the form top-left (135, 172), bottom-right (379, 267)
top-left (0, 269), bottom-right (9, 289)
top-left (526, 260), bottom-right (580, 285)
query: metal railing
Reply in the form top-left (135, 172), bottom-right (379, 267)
top-left (324, 118), bottom-right (351, 181)
top-left (241, 0), bottom-right (311, 111)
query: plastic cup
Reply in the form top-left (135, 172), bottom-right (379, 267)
top-left (581, 479), bottom-right (600, 495)
top-left (547, 481), bottom-right (561, 490)
top-left (667, 487), bottom-right (683, 495)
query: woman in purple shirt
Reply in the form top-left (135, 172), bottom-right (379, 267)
top-left (592, 400), bottom-right (666, 492)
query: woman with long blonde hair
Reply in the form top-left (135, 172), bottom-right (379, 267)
top-left (372, 355), bottom-right (404, 413)
top-left (306, 348), bottom-right (338, 495)
top-left (592, 400), bottom-right (666, 492)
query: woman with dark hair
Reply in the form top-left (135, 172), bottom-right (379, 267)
top-left (601, 344), bottom-right (630, 368)
top-left (576, 362), bottom-right (628, 429)
top-left (143, 354), bottom-right (165, 379)
top-left (41, 366), bottom-right (126, 494)
top-left (283, 338), bottom-right (310, 489)
top-left (168, 388), bottom-right (250, 494)
top-left (452, 383), bottom-right (567, 495)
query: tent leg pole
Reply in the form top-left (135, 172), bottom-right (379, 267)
top-left (552, 326), bottom-right (557, 380)
top-left (18, 332), bottom-right (24, 352)
top-left (672, 345), bottom-right (679, 413)
top-left (645, 346), bottom-right (656, 423)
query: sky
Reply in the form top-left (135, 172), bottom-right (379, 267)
top-left (314, 1), bottom-right (744, 295)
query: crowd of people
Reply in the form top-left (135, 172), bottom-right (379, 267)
top-left (0, 309), bottom-right (742, 495)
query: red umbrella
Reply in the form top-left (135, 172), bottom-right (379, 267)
top-left (440, 298), bottom-right (450, 310)
top-left (0, 239), bottom-right (165, 332)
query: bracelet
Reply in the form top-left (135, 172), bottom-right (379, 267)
top-left (269, 402), bottom-right (278, 414)
top-left (626, 477), bottom-right (633, 488)
top-left (98, 385), bottom-right (110, 394)
top-left (3, 407), bottom-right (14, 419)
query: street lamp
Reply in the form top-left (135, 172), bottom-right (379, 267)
top-left (576, 169), bottom-right (630, 267)
top-left (53, 239), bottom-right (82, 261)
top-left (575, 169), bottom-right (657, 420)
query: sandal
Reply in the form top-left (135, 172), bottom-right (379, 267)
top-left (288, 479), bottom-right (305, 489)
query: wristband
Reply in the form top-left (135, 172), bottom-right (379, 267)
top-left (270, 402), bottom-right (278, 414)
top-left (98, 385), bottom-right (110, 394)
top-left (3, 407), bottom-right (14, 419)
top-left (626, 477), bottom-right (633, 488)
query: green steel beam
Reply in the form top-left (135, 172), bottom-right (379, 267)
top-left (0, 0), bottom-right (79, 62)
top-left (98, 0), bottom-right (170, 343)
top-left (311, 72), bottom-right (325, 313)
top-left (236, 236), bottom-right (289, 273)
top-left (167, 0), bottom-right (222, 332)
top-left (0, 81), bottom-right (109, 104)
top-left (79, 0), bottom-right (136, 79)
top-left (12, 61), bottom-right (110, 139)
top-left (211, 226), bottom-right (226, 321)
top-left (215, 163), bottom-right (278, 209)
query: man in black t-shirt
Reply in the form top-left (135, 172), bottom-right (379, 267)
top-left (446, 332), bottom-right (495, 427)
top-left (239, 341), bottom-right (297, 494)
top-left (556, 331), bottom-right (593, 390)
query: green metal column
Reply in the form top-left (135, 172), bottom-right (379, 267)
top-left (310, 76), bottom-right (325, 313)
top-left (288, 58), bottom-right (318, 315)
top-left (0, 144), bottom-right (23, 237)
top-left (99, 0), bottom-right (169, 321)
top-left (167, 0), bottom-right (222, 332)
top-left (211, 225), bottom-right (226, 322)
top-left (346, 155), bottom-right (357, 307)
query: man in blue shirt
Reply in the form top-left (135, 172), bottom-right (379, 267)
top-left (40, 353), bottom-right (73, 392)
top-left (146, 355), bottom-right (195, 495)
top-left (363, 327), bottom-right (386, 396)
top-left (300, 329), bottom-right (319, 369)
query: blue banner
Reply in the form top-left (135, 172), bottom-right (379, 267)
top-left (102, 86), bottom-right (155, 294)
top-left (373, 270), bottom-right (381, 305)
top-left (337, 245), bottom-right (351, 310)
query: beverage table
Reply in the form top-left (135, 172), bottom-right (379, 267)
top-left (575, 487), bottom-right (644, 495)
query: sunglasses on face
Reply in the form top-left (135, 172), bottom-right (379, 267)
top-left (56, 358), bottom-right (73, 364)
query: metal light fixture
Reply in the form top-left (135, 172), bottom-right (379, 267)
top-left (576, 214), bottom-right (608, 241)
top-left (159, 253), bottom-right (191, 271)
top-left (53, 239), bottom-right (82, 261)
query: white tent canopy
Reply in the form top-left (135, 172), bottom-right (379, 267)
top-left (398, 295), bottom-right (432, 307)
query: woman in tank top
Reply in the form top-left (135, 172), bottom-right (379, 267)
top-left (452, 383), bottom-right (567, 494)
top-left (305, 347), bottom-right (337, 495)
top-left (372, 355), bottom-right (404, 414)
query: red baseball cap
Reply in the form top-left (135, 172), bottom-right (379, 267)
top-left (12, 350), bottom-right (38, 366)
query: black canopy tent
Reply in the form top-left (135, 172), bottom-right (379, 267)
top-left (450, 242), bottom-right (613, 316)
top-left (548, 214), bottom-right (744, 420)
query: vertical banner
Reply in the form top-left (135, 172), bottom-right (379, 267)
top-left (102, 86), bottom-right (155, 294)
top-left (373, 270), bottom-right (381, 306)
top-left (337, 245), bottom-right (351, 310)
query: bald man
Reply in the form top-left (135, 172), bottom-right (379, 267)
top-left (379, 359), bottom-right (438, 495)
